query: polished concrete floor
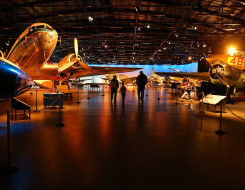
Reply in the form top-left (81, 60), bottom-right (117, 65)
top-left (0, 86), bottom-right (245, 190)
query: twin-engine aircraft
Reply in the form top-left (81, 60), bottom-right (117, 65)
top-left (1, 23), bottom-right (140, 98)
top-left (155, 58), bottom-right (245, 101)
top-left (7, 23), bottom-right (140, 81)
top-left (101, 73), bottom-right (137, 85)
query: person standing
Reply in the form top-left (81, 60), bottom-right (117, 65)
top-left (120, 82), bottom-right (127, 103)
top-left (136, 71), bottom-right (148, 102)
top-left (110, 75), bottom-right (119, 102)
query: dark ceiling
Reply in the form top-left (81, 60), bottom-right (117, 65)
top-left (0, 0), bottom-right (245, 65)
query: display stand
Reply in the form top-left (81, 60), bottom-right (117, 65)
top-left (199, 94), bottom-right (226, 113)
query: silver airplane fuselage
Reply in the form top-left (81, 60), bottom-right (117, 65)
top-left (7, 23), bottom-right (58, 80)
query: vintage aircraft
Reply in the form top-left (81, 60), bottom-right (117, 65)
top-left (101, 73), bottom-right (137, 85)
top-left (7, 23), bottom-right (140, 80)
top-left (155, 59), bottom-right (245, 101)
top-left (0, 56), bottom-right (32, 99)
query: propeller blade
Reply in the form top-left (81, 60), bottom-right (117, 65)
top-left (216, 74), bottom-right (230, 88)
top-left (79, 60), bottom-right (94, 72)
top-left (58, 61), bottom-right (76, 73)
top-left (74, 38), bottom-right (78, 59)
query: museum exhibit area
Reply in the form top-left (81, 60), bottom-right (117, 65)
top-left (0, 0), bottom-right (245, 189)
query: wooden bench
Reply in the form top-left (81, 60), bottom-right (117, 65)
top-left (56, 85), bottom-right (73, 97)
top-left (11, 97), bottom-right (31, 120)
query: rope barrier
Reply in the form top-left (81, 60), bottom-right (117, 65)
top-left (225, 105), bottom-right (245, 121)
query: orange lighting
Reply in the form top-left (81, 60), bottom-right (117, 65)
top-left (228, 47), bottom-right (235, 56)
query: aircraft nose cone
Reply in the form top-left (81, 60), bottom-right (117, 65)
top-left (16, 71), bottom-right (32, 96)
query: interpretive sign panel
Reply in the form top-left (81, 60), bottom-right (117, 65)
top-left (200, 94), bottom-right (226, 105)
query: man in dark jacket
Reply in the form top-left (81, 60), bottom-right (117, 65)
top-left (110, 75), bottom-right (119, 102)
top-left (136, 71), bottom-right (148, 102)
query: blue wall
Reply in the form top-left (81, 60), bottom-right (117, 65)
top-left (82, 63), bottom-right (198, 83)
top-left (89, 62), bottom-right (198, 77)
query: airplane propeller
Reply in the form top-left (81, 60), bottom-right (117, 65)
top-left (210, 63), bottom-right (230, 87)
top-left (58, 38), bottom-right (94, 73)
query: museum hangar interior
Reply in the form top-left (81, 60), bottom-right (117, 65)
top-left (0, 0), bottom-right (245, 189)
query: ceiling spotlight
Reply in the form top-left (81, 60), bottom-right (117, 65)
top-left (88, 16), bottom-right (93, 22)
top-left (133, 52), bottom-right (136, 54)
top-left (203, 43), bottom-right (206, 47)
top-left (188, 56), bottom-right (192, 60)
top-left (146, 24), bottom-right (151, 29)
top-left (194, 26), bottom-right (197, 30)
top-left (168, 41), bottom-right (171, 44)
top-left (175, 33), bottom-right (179, 37)
top-left (163, 47), bottom-right (166, 50)
top-left (104, 44), bottom-right (108, 48)
top-left (158, 49), bottom-right (161, 51)
top-left (138, 27), bottom-right (141, 31)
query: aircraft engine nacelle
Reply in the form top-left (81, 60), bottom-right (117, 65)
top-left (58, 54), bottom-right (82, 76)
top-left (0, 58), bottom-right (32, 99)
top-left (209, 60), bottom-right (243, 88)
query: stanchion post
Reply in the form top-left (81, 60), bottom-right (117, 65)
top-left (215, 103), bottom-right (226, 135)
top-left (157, 90), bottom-right (160, 100)
top-left (175, 98), bottom-right (179, 105)
top-left (33, 89), bottom-right (40, 112)
top-left (87, 85), bottom-right (91, 99)
top-left (56, 95), bottom-right (64, 127)
top-left (0, 111), bottom-right (19, 173)
top-left (76, 84), bottom-right (80, 104)
top-left (102, 85), bottom-right (105, 96)
top-left (199, 92), bottom-right (205, 114)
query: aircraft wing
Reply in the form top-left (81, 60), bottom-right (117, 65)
top-left (121, 77), bottom-right (137, 83)
top-left (155, 72), bottom-right (210, 81)
top-left (72, 66), bottom-right (141, 78)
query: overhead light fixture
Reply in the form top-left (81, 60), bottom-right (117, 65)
top-left (203, 43), bottom-right (206, 47)
top-left (88, 16), bottom-right (93, 22)
top-left (138, 27), bottom-right (141, 31)
top-left (224, 28), bottom-right (236, 31)
top-left (188, 56), bottom-right (192, 60)
top-left (194, 26), bottom-right (197, 30)
top-left (163, 47), bottom-right (166, 50)
top-left (104, 44), bottom-right (108, 48)
top-left (146, 24), bottom-right (151, 29)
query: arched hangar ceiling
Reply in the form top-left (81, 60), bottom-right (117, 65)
top-left (0, 0), bottom-right (245, 65)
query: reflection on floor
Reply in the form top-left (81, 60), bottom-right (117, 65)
top-left (0, 86), bottom-right (245, 190)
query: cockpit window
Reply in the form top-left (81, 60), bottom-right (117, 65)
top-left (45, 25), bottom-right (52, 29)
top-left (36, 25), bottom-right (44, 29)
top-left (30, 26), bottom-right (35, 31)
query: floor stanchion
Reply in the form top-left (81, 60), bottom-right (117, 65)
top-left (1, 111), bottom-right (19, 173)
top-left (157, 90), bottom-right (160, 100)
top-left (199, 92), bottom-right (205, 114)
top-left (102, 85), bottom-right (105, 96)
top-left (215, 104), bottom-right (226, 135)
top-left (33, 89), bottom-right (40, 112)
top-left (56, 95), bottom-right (64, 127)
top-left (87, 86), bottom-right (91, 99)
top-left (76, 85), bottom-right (80, 104)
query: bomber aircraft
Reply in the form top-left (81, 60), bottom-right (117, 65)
top-left (155, 58), bottom-right (245, 101)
